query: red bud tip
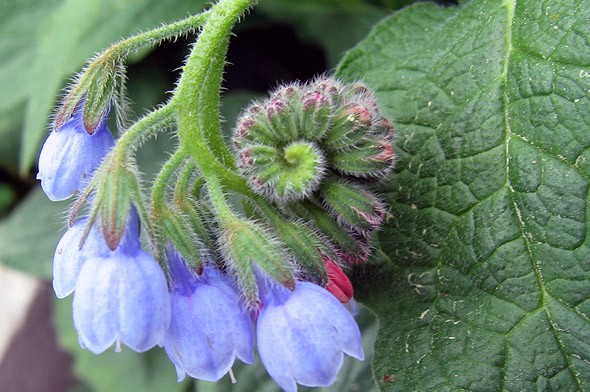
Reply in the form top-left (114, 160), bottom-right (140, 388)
top-left (322, 255), bottom-right (353, 303)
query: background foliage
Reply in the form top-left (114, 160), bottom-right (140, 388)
top-left (1, 0), bottom-right (588, 391)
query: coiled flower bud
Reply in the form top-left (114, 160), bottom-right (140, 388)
top-left (233, 77), bottom-right (394, 204)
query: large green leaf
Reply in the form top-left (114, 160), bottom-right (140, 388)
top-left (337, 0), bottom-right (590, 390)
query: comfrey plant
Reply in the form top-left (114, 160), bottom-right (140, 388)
top-left (37, 0), bottom-right (393, 390)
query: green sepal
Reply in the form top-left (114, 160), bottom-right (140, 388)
top-left (159, 208), bottom-right (203, 269)
top-left (220, 219), bottom-right (295, 302)
top-left (320, 179), bottom-right (386, 235)
top-left (54, 66), bottom-right (101, 131)
top-left (329, 137), bottom-right (394, 178)
top-left (96, 164), bottom-right (135, 250)
top-left (247, 144), bottom-right (280, 170)
top-left (54, 54), bottom-right (119, 134)
top-left (312, 76), bottom-right (343, 108)
top-left (233, 106), bottom-right (280, 149)
top-left (82, 59), bottom-right (118, 134)
top-left (273, 141), bottom-right (325, 201)
top-left (265, 86), bottom-right (301, 141)
top-left (176, 198), bottom-right (220, 262)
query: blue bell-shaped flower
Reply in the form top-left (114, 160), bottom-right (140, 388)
top-left (164, 246), bottom-right (254, 381)
top-left (256, 278), bottom-right (364, 392)
top-left (38, 104), bottom-right (114, 201)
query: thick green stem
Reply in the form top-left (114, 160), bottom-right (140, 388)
top-left (174, 0), bottom-right (255, 221)
top-left (56, 9), bottom-right (212, 131)
top-left (197, 33), bottom-right (236, 168)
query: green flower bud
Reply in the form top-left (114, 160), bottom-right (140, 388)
top-left (294, 202), bottom-right (371, 264)
top-left (239, 141), bottom-right (327, 202)
top-left (320, 179), bottom-right (386, 236)
top-left (233, 105), bottom-right (280, 149)
top-left (266, 86), bottom-right (301, 141)
top-left (329, 135), bottom-right (395, 178)
top-left (268, 217), bottom-right (329, 284)
top-left (299, 90), bottom-right (332, 140)
top-left (55, 54), bottom-right (120, 135)
top-left (323, 103), bottom-right (372, 149)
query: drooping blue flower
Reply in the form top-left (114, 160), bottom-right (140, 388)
top-left (72, 210), bottom-right (169, 354)
top-left (38, 105), bottom-right (114, 201)
top-left (52, 208), bottom-right (141, 299)
top-left (164, 246), bottom-right (254, 381)
top-left (256, 279), bottom-right (364, 392)
top-left (52, 217), bottom-right (108, 299)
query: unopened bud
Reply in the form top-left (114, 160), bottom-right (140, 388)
top-left (96, 165), bottom-right (136, 250)
top-left (159, 208), bottom-right (204, 269)
top-left (298, 202), bottom-right (370, 264)
top-left (233, 109), bottom-right (279, 148)
top-left (321, 179), bottom-right (386, 236)
top-left (300, 90), bottom-right (331, 140)
top-left (322, 255), bottom-right (353, 303)
top-left (266, 95), bottom-right (299, 141)
top-left (269, 217), bottom-right (328, 284)
top-left (330, 136), bottom-right (394, 178)
top-left (240, 141), bottom-right (326, 202)
top-left (324, 103), bottom-right (372, 149)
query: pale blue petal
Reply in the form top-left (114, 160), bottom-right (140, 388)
top-left (73, 255), bottom-right (120, 354)
top-left (73, 249), bottom-right (170, 354)
top-left (164, 249), bottom-right (254, 381)
top-left (296, 282), bottom-right (364, 360)
top-left (37, 117), bottom-right (114, 201)
top-left (52, 218), bottom-right (109, 298)
top-left (257, 281), bottom-right (364, 391)
top-left (118, 250), bottom-right (170, 352)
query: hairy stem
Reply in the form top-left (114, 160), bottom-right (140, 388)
top-left (175, 0), bottom-right (255, 220)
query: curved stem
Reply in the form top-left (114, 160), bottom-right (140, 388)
top-left (113, 102), bottom-right (176, 160)
top-left (174, 160), bottom-right (197, 204)
top-left (175, 0), bottom-right (256, 221)
top-left (151, 149), bottom-right (189, 217)
top-left (104, 9), bottom-right (212, 60)
top-left (196, 33), bottom-right (236, 169)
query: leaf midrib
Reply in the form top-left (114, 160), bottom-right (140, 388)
top-left (501, 0), bottom-right (584, 389)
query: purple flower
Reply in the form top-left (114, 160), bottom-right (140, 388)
top-left (37, 106), bottom-right (114, 201)
top-left (71, 211), bottom-right (169, 354)
top-left (256, 279), bottom-right (364, 392)
top-left (164, 247), bottom-right (254, 381)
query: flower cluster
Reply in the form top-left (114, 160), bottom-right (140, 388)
top-left (234, 76), bottom-right (394, 203)
top-left (38, 72), bottom-right (392, 390)
top-left (233, 76), bottom-right (394, 270)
